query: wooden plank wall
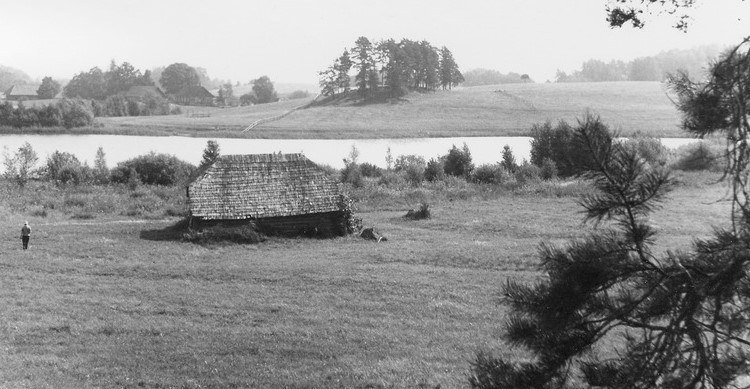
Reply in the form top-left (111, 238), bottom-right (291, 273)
top-left (192, 211), bottom-right (345, 238)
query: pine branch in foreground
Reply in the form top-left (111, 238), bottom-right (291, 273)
top-left (471, 38), bottom-right (750, 388)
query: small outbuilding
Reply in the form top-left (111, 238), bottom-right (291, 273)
top-left (170, 86), bottom-right (215, 106)
top-left (121, 85), bottom-right (167, 102)
top-left (5, 85), bottom-right (40, 100)
top-left (187, 153), bottom-right (348, 237)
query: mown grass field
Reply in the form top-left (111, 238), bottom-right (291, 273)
top-left (86, 81), bottom-right (682, 139)
top-left (0, 172), bottom-right (730, 388)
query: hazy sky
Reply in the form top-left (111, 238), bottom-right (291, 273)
top-left (1, 0), bottom-right (748, 85)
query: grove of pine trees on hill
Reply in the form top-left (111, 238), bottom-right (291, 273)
top-left (318, 37), bottom-right (464, 101)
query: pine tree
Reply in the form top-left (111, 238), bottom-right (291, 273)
top-left (199, 140), bottom-right (220, 170)
top-left (335, 50), bottom-right (352, 94)
top-left (352, 36), bottom-right (374, 97)
top-left (471, 39), bottom-right (750, 388)
top-left (37, 76), bottom-right (61, 99)
top-left (94, 146), bottom-right (109, 184)
top-left (318, 65), bottom-right (337, 97)
top-left (440, 47), bottom-right (463, 90)
top-left (500, 145), bottom-right (517, 172)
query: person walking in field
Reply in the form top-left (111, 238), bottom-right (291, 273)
top-left (21, 221), bottom-right (31, 250)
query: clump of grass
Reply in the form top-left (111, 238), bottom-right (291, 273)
top-left (404, 202), bottom-right (431, 220)
top-left (71, 213), bottom-right (95, 220)
top-left (30, 208), bottom-right (48, 218)
top-left (63, 196), bottom-right (87, 208)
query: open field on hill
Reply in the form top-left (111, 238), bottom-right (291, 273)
top-left (62, 81), bottom-right (684, 139)
top-left (0, 172), bottom-right (730, 388)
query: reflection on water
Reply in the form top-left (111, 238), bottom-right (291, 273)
top-left (0, 134), bottom-right (700, 170)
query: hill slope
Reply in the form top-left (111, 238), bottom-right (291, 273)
top-left (259, 82), bottom-right (682, 138)
top-left (94, 81), bottom-right (683, 138)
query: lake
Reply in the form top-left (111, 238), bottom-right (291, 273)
top-left (0, 134), bottom-right (700, 169)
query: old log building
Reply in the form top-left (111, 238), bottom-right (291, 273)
top-left (187, 153), bottom-right (347, 237)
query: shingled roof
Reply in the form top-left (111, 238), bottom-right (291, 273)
top-left (188, 153), bottom-right (342, 220)
top-left (5, 85), bottom-right (40, 99)
top-left (122, 85), bottom-right (166, 99)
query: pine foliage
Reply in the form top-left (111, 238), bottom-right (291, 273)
top-left (474, 40), bottom-right (750, 387)
top-left (472, 38), bottom-right (750, 389)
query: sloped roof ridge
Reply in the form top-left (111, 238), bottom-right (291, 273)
top-left (219, 153), bottom-right (307, 163)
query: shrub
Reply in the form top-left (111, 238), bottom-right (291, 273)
top-left (64, 195), bottom-right (87, 207)
top-left (0, 99), bottom-right (92, 128)
top-left (501, 145), bottom-right (518, 172)
top-left (530, 120), bottom-right (573, 172)
top-left (671, 141), bottom-right (723, 171)
top-left (103, 95), bottom-right (128, 117)
top-left (515, 162), bottom-right (542, 185)
top-left (539, 158), bottom-right (558, 180)
top-left (45, 151), bottom-right (91, 185)
top-left (340, 162), bottom-right (363, 187)
top-left (37, 105), bottom-right (63, 127)
top-left (395, 154), bottom-right (426, 186)
top-left (359, 162), bottom-right (383, 178)
top-left (3, 142), bottom-right (38, 187)
top-left (530, 115), bottom-right (613, 177)
top-left (58, 98), bottom-right (95, 128)
top-left (377, 171), bottom-right (407, 187)
top-left (111, 152), bottom-right (196, 186)
top-left (443, 143), bottom-right (474, 178)
top-left (404, 202), bottom-right (430, 220)
top-left (472, 164), bottom-right (509, 184)
top-left (30, 208), bottom-right (48, 218)
top-left (90, 100), bottom-right (105, 117)
top-left (337, 194), bottom-right (362, 235)
top-left (127, 100), bottom-right (141, 116)
top-left (142, 92), bottom-right (171, 116)
top-left (621, 134), bottom-right (671, 167)
top-left (424, 158), bottom-right (445, 182)
top-left (57, 163), bottom-right (93, 186)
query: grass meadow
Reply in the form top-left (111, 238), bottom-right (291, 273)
top-left (0, 171), bottom-right (731, 388)
top-left (58, 81), bottom-right (683, 139)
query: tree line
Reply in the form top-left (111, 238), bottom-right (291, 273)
top-left (461, 69), bottom-right (533, 86)
top-left (319, 37), bottom-right (464, 99)
top-left (556, 44), bottom-right (725, 82)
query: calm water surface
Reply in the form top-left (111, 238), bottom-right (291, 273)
top-left (0, 134), bottom-right (700, 169)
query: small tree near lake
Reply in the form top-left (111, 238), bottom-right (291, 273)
top-left (199, 140), bottom-right (220, 170)
top-left (3, 142), bottom-right (38, 188)
top-left (37, 76), bottom-right (61, 99)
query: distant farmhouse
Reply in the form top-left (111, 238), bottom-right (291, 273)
top-left (170, 86), bottom-right (215, 106)
top-left (187, 153), bottom-right (348, 237)
top-left (121, 85), bottom-right (166, 102)
top-left (5, 85), bottom-right (40, 100)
